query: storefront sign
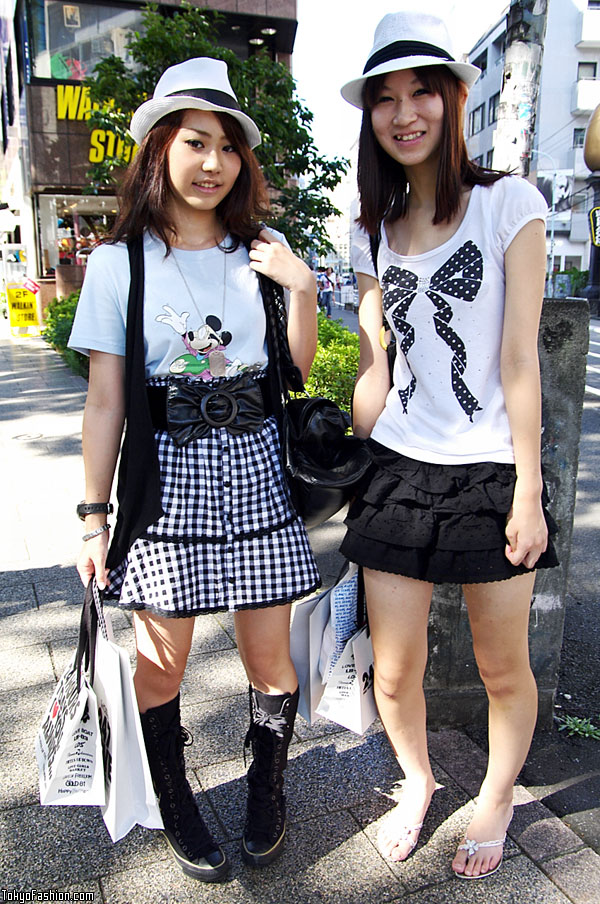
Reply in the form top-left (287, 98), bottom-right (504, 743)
top-left (23, 277), bottom-right (40, 295)
top-left (589, 207), bottom-right (600, 248)
top-left (6, 284), bottom-right (40, 331)
top-left (55, 85), bottom-right (136, 165)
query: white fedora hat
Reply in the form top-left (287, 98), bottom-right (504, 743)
top-left (129, 57), bottom-right (261, 148)
top-left (341, 11), bottom-right (481, 109)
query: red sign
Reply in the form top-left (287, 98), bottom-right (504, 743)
top-left (23, 277), bottom-right (40, 295)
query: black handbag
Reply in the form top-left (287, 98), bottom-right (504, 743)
top-left (256, 270), bottom-right (372, 529)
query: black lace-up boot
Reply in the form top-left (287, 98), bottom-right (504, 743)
top-left (140, 694), bottom-right (229, 881)
top-left (241, 685), bottom-right (299, 867)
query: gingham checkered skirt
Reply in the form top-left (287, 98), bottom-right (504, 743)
top-left (107, 406), bottom-right (321, 617)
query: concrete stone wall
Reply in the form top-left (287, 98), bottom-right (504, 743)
top-left (423, 299), bottom-right (590, 729)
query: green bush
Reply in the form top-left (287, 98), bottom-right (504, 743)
top-left (304, 313), bottom-right (360, 411)
top-left (40, 299), bottom-right (361, 409)
top-left (42, 291), bottom-right (89, 379)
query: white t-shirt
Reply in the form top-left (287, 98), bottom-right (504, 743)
top-left (352, 176), bottom-right (547, 465)
top-left (69, 230), bottom-right (289, 380)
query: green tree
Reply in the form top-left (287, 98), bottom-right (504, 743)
top-left (85, 2), bottom-right (348, 254)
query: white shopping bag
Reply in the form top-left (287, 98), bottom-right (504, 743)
top-left (90, 583), bottom-right (163, 842)
top-left (290, 587), bottom-right (330, 725)
top-left (316, 624), bottom-right (377, 735)
top-left (318, 562), bottom-right (359, 682)
top-left (35, 653), bottom-right (105, 806)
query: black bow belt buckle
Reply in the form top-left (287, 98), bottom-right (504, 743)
top-left (164, 375), bottom-right (267, 447)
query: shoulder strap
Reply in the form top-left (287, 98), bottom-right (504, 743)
top-left (106, 235), bottom-right (163, 569)
top-left (369, 230), bottom-right (381, 278)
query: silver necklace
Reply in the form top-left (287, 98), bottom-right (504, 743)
top-left (171, 244), bottom-right (227, 326)
top-left (171, 245), bottom-right (229, 377)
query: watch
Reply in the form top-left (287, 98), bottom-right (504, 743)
top-left (76, 501), bottom-right (114, 521)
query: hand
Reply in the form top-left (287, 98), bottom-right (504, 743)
top-left (504, 494), bottom-right (548, 569)
top-left (155, 304), bottom-right (190, 334)
top-left (248, 229), bottom-right (315, 294)
top-left (77, 532), bottom-right (110, 590)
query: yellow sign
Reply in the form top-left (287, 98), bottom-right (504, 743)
top-left (6, 284), bottom-right (41, 333)
top-left (55, 85), bottom-right (136, 165)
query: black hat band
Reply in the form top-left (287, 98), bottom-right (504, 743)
top-left (167, 88), bottom-right (241, 111)
top-left (363, 40), bottom-right (454, 75)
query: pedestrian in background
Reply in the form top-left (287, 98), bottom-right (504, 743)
top-left (340, 10), bottom-right (558, 880)
top-left (69, 57), bottom-right (319, 882)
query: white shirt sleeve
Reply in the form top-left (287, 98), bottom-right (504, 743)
top-left (351, 218), bottom-right (378, 278)
top-left (494, 176), bottom-right (548, 254)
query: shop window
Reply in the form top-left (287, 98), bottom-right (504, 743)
top-left (564, 256), bottom-right (582, 270)
top-left (27, 1), bottom-right (143, 82)
top-left (38, 194), bottom-right (117, 275)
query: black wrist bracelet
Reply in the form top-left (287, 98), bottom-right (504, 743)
top-left (77, 501), bottom-right (114, 521)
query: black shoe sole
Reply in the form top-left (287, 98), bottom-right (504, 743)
top-left (163, 832), bottom-right (231, 882)
top-left (241, 824), bottom-right (286, 867)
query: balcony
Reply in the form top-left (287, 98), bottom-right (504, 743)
top-left (577, 8), bottom-right (600, 48)
top-left (571, 78), bottom-right (600, 114)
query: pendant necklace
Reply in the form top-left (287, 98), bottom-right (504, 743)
top-left (171, 243), bottom-right (228, 376)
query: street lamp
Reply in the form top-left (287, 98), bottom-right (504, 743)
top-left (529, 149), bottom-right (557, 294)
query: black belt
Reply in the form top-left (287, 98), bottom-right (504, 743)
top-left (147, 374), bottom-right (274, 447)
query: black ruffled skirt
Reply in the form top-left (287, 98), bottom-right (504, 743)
top-left (340, 440), bottom-right (559, 585)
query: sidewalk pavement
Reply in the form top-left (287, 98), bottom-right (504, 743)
top-left (1, 320), bottom-right (599, 904)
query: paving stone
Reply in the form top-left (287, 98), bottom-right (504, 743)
top-left (509, 785), bottom-right (584, 861)
top-left (0, 804), bottom-right (164, 890)
top-left (542, 847), bottom-right (600, 904)
top-left (0, 582), bottom-right (36, 615)
top-left (0, 739), bottom-right (40, 808)
top-left (427, 728), bottom-right (490, 798)
top-left (0, 642), bottom-right (55, 690)
top-left (0, 682), bottom-right (55, 743)
top-left (180, 648), bottom-right (248, 703)
top-left (403, 853), bottom-right (572, 902)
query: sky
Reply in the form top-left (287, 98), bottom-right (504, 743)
top-left (292, 0), bottom-right (509, 161)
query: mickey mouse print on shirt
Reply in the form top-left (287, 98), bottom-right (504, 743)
top-left (381, 240), bottom-right (484, 421)
top-left (156, 305), bottom-right (245, 379)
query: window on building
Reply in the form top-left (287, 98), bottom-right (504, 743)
top-left (565, 256), bottom-right (583, 270)
top-left (588, 1), bottom-right (600, 9)
top-left (488, 92), bottom-right (500, 125)
top-left (574, 128), bottom-right (586, 148)
top-left (473, 50), bottom-right (487, 76)
top-left (578, 61), bottom-right (597, 80)
top-left (27, 1), bottom-right (144, 81)
top-left (469, 103), bottom-right (485, 136)
top-left (473, 154), bottom-right (484, 166)
top-left (486, 149), bottom-right (494, 168)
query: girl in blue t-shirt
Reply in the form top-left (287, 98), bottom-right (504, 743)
top-left (340, 11), bottom-right (558, 880)
top-left (70, 58), bottom-right (319, 882)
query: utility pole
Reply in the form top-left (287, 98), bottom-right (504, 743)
top-left (492, 0), bottom-right (549, 175)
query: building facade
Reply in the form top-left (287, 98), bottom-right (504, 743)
top-left (466, 0), bottom-right (600, 278)
top-left (0, 0), bottom-right (297, 308)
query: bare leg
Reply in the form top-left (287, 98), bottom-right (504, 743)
top-left (133, 610), bottom-right (195, 712)
top-left (365, 568), bottom-right (437, 861)
top-left (452, 572), bottom-right (537, 878)
top-left (234, 603), bottom-right (297, 693)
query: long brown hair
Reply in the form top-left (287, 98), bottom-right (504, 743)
top-left (357, 66), bottom-right (507, 234)
top-left (111, 109), bottom-right (269, 251)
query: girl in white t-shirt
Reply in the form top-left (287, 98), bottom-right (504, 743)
top-left (69, 58), bottom-right (319, 881)
top-left (339, 12), bottom-right (557, 880)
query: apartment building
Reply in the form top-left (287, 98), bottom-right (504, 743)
top-left (466, 0), bottom-right (600, 276)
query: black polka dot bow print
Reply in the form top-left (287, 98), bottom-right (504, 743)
top-left (381, 240), bottom-right (484, 420)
